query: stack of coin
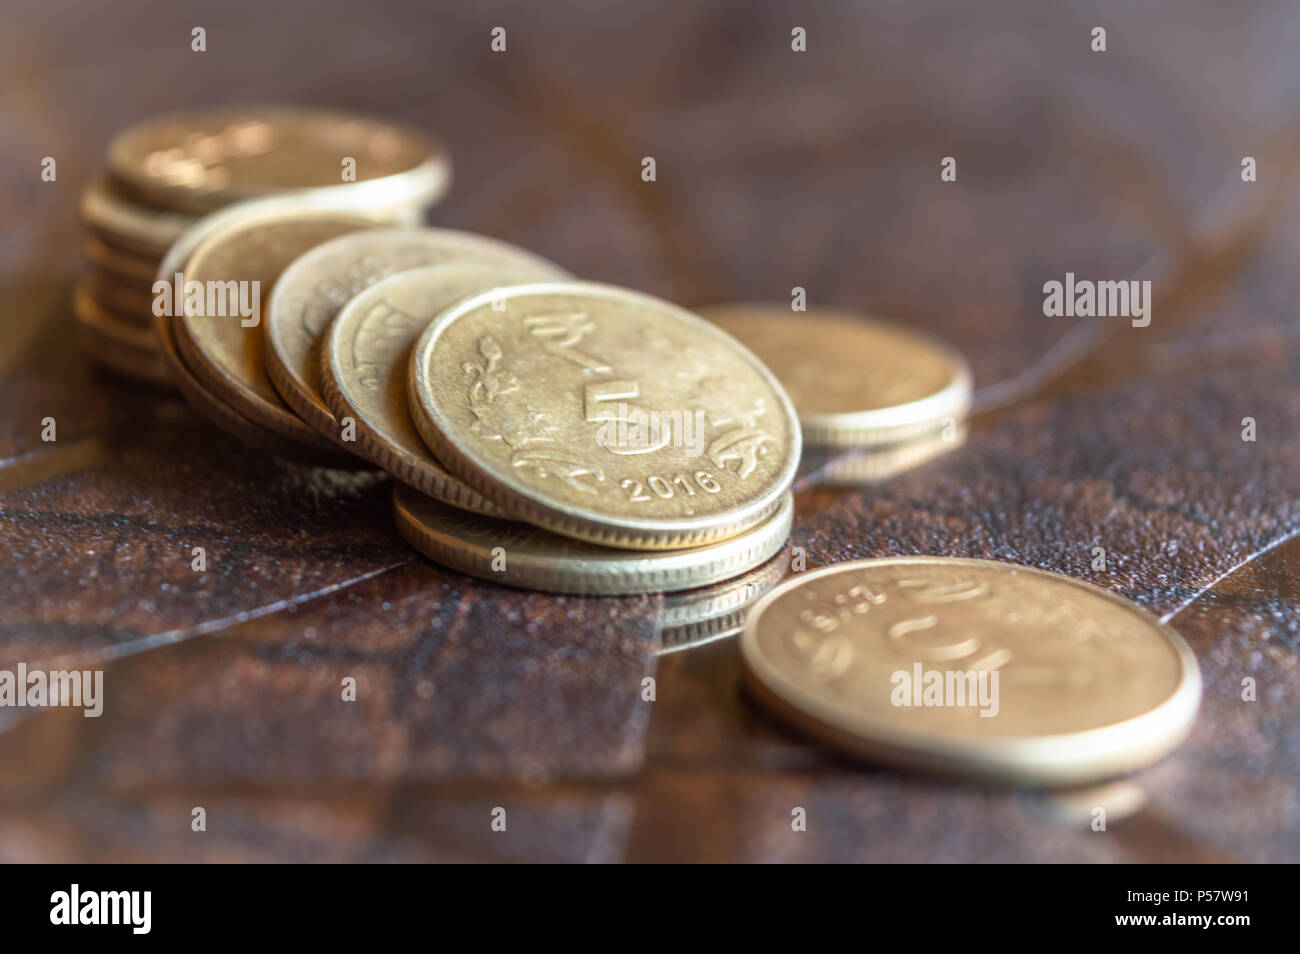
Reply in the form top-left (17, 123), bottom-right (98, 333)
top-left (75, 106), bottom-right (450, 385)
top-left (697, 304), bottom-right (972, 483)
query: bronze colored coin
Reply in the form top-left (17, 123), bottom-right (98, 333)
top-left (107, 105), bottom-right (449, 214)
top-left (84, 235), bottom-right (160, 285)
top-left (73, 287), bottom-right (170, 386)
top-left (393, 484), bottom-right (793, 596)
top-left (740, 558), bottom-right (1202, 785)
top-left (408, 282), bottom-right (801, 550)
top-left (84, 266), bottom-right (155, 323)
top-left (321, 263), bottom-right (563, 515)
top-left (266, 227), bottom-right (567, 442)
top-left (699, 304), bottom-right (972, 448)
top-left (79, 175), bottom-right (196, 257)
top-left (175, 211), bottom-right (381, 452)
top-left (659, 552), bottom-right (789, 655)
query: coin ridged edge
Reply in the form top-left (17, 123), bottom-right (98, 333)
top-left (394, 487), bottom-right (793, 596)
top-left (739, 557), bottom-right (1203, 786)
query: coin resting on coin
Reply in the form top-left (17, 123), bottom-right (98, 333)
top-left (70, 105), bottom-right (1202, 784)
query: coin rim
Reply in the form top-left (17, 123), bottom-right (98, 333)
top-left (394, 484), bottom-right (793, 596)
top-left (739, 556), bottom-right (1202, 785)
top-left (407, 281), bottom-right (803, 550)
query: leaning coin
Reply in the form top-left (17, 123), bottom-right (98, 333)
top-left (408, 282), bottom-right (801, 550)
top-left (393, 484), bottom-right (793, 596)
top-left (699, 304), bottom-right (972, 448)
top-left (174, 211), bottom-right (382, 452)
top-left (80, 175), bottom-right (196, 258)
top-left (740, 557), bottom-right (1202, 785)
top-left (266, 227), bottom-right (567, 442)
top-left (107, 105), bottom-right (450, 215)
top-left (322, 263), bottom-right (562, 515)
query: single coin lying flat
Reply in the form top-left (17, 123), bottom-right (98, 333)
top-left (407, 282), bottom-right (801, 550)
top-left (267, 227), bottom-right (567, 443)
top-left (322, 263), bottom-right (565, 515)
top-left (394, 484), bottom-right (792, 596)
top-left (740, 557), bottom-right (1201, 785)
top-left (699, 304), bottom-right (971, 448)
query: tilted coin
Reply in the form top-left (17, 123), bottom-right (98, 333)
top-left (79, 175), bottom-right (196, 257)
top-left (393, 484), bottom-right (793, 596)
top-left (659, 553), bottom-right (789, 655)
top-left (73, 287), bottom-right (170, 386)
top-left (175, 211), bottom-right (382, 452)
top-left (698, 304), bottom-right (972, 447)
top-left (321, 263), bottom-right (564, 515)
top-left (740, 558), bottom-right (1202, 785)
top-left (107, 105), bottom-right (450, 214)
top-left (408, 282), bottom-right (801, 549)
top-left (266, 227), bottom-right (567, 441)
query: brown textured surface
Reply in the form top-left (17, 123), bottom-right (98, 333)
top-left (1, 0), bottom-right (1298, 862)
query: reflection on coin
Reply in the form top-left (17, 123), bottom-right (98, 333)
top-left (659, 553), bottom-right (789, 654)
top-left (176, 212), bottom-right (380, 451)
top-left (73, 287), bottom-right (170, 386)
top-left (267, 228), bottom-right (567, 441)
top-left (80, 176), bottom-right (196, 257)
top-left (394, 484), bottom-right (793, 595)
top-left (699, 304), bottom-right (972, 447)
top-left (108, 105), bottom-right (450, 214)
top-left (740, 557), bottom-right (1201, 785)
top-left (408, 282), bottom-right (801, 549)
top-left (815, 423), bottom-right (966, 486)
top-left (322, 263), bottom-right (562, 514)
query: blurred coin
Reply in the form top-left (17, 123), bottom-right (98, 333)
top-left (107, 105), bottom-right (449, 215)
top-left (740, 557), bottom-right (1201, 785)
top-left (175, 211), bottom-right (381, 453)
top-left (815, 423), bottom-right (966, 486)
top-left (699, 304), bottom-right (971, 448)
top-left (73, 287), bottom-right (170, 386)
top-left (393, 484), bottom-right (793, 595)
top-left (84, 234), bottom-right (160, 286)
top-left (659, 552), bottom-right (789, 654)
top-left (267, 227), bottom-right (567, 441)
top-left (322, 263), bottom-right (565, 515)
top-left (84, 266), bottom-right (155, 323)
top-left (79, 175), bottom-right (196, 257)
top-left (408, 282), bottom-right (801, 550)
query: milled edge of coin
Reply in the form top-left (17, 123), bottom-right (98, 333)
top-left (320, 264), bottom-right (568, 517)
top-left (175, 209), bottom-right (386, 453)
top-left (265, 227), bottom-right (569, 445)
top-left (658, 553), bottom-right (789, 655)
top-left (698, 304), bottom-right (974, 448)
top-left (394, 484), bottom-right (793, 596)
top-left (107, 105), bottom-right (451, 214)
top-left (407, 281), bottom-right (803, 551)
top-left (814, 423), bottom-right (968, 487)
top-left (738, 557), bottom-right (1203, 786)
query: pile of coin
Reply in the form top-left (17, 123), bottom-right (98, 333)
top-left (698, 304), bottom-right (971, 482)
top-left (75, 106), bottom-right (450, 385)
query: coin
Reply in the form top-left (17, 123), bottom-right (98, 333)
top-left (698, 304), bottom-right (972, 448)
top-left (84, 266), bottom-right (155, 323)
top-left (73, 287), bottom-right (170, 386)
top-left (321, 263), bottom-right (565, 514)
top-left (79, 175), bottom-right (196, 257)
top-left (740, 557), bottom-right (1202, 785)
top-left (814, 423), bottom-right (966, 486)
top-left (107, 105), bottom-right (450, 214)
top-left (393, 484), bottom-right (793, 595)
top-left (84, 235), bottom-right (160, 286)
top-left (659, 553), bottom-right (789, 655)
top-left (408, 282), bottom-right (801, 549)
top-left (266, 227), bottom-right (567, 442)
top-left (174, 211), bottom-right (382, 452)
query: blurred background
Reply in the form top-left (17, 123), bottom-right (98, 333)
top-left (1, 0), bottom-right (1298, 861)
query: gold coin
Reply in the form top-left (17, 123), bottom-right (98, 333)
top-left (73, 287), bottom-right (170, 386)
top-left (84, 235), bottom-right (160, 286)
top-left (175, 211), bottom-right (382, 452)
top-left (740, 558), bottom-right (1201, 785)
top-left (408, 282), bottom-right (801, 550)
top-left (816, 423), bottom-right (967, 486)
top-left (266, 227), bottom-right (567, 442)
top-left (698, 304), bottom-right (972, 448)
top-left (79, 175), bottom-right (196, 257)
top-left (321, 263), bottom-right (565, 515)
top-left (84, 266), bottom-right (155, 323)
top-left (659, 553), bottom-right (789, 655)
top-left (393, 484), bottom-right (793, 596)
top-left (107, 105), bottom-right (450, 215)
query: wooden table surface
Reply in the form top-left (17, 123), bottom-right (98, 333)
top-left (1, 0), bottom-right (1298, 862)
